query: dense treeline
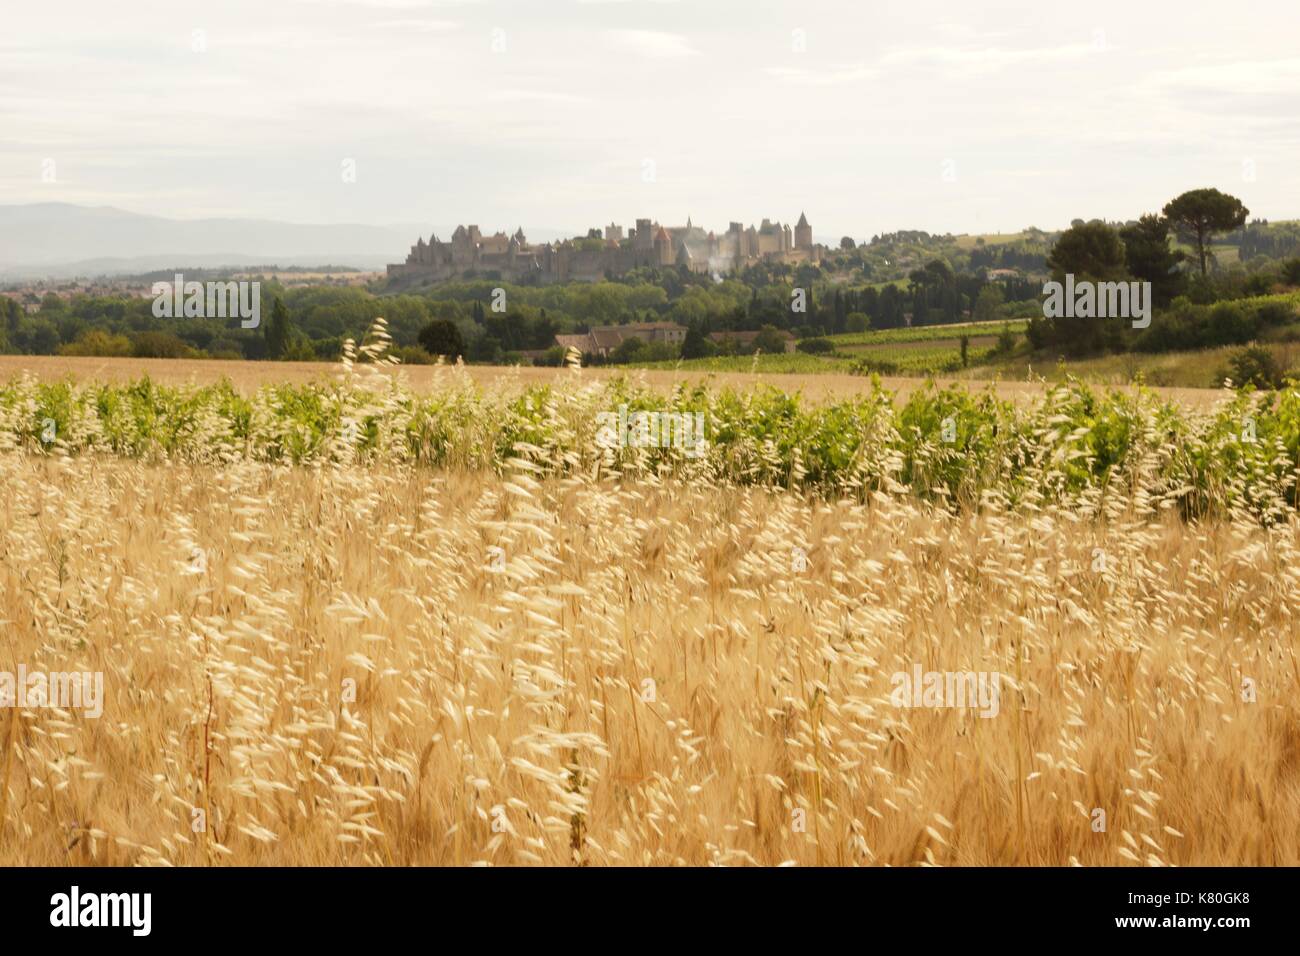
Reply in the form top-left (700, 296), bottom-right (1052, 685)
top-left (1235, 220), bottom-right (1300, 261)
top-left (0, 264), bottom-right (1038, 364)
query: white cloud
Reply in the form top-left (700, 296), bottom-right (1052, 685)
top-left (1151, 57), bottom-right (1300, 95)
top-left (370, 18), bottom-right (460, 32)
top-left (294, 0), bottom-right (475, 8)
top-left (880, 41), bottom-right (1100, 75)
top-left (486, 89), bottom-right (592, 105)
top-left (765, 63), bottom-right (876, 86)
top-left (604, 29), bottom-right (698, 59)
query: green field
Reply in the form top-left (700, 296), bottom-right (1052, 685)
top-left (829, 319), bottom-right (1028, 346)
top-left (840, 343), bottom-right (998, 373)
top-left (951, 231), bottom-right (1037, 250)
top-left (1173, 240), bottom-right (1240, 265)
top-left (630, 320), bottom-right (1028, 376)
top-left (635, 352), bottom-right (858, 374)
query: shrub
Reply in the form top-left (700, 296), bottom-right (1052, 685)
top-left (1208, 302), bottom-right (1257, 344)
top-left (752, 326), bottom-right (790, 354)
top-left (535, 346), bottom-right (566, 367)
top-left (610, 338), bottom-right (676, 364)
top-left (1223, 344), bottom-right (1284, 390)
top-left (994, 325), bottom-right (1018, 355)
top-left (283, 334), bottom-right (318, 362)
top-left (59, 330), bottom-right (133, 357)
top-left (1256, 302), bottom-right (1296, 328)
top-left (851, 357), bottom-right (900, 376)
top-left (796, 337), bottom-right (834, 354)
top-left (1283, 258), bottom-right (1300, 286)
top-left (131, 331), bottom-right (196, 359)
top-left (391, 345), bottom-right (436, 365)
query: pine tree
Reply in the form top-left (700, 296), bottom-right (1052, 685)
top-left (265, 297), bottom-right (292, 360)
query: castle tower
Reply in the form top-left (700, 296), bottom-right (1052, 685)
top-left (634, 218), bottom-right (654, 251)
top-left (795, 212), bottom-right (812, 251)
top-left (654, 225), bottom-right (674, 266)
top-left (451, 225), bottom-right (473, 267)
top-left (676, 239), bottom-right (692, 268)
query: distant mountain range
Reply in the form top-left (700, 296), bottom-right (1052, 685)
top-left (0, 204), bottom-right (575, 280)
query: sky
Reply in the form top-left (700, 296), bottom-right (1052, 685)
top-left (2, 0), bottom-right (1299, 240)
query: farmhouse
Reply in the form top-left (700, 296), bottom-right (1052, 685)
top-left (554, 321), bottom-right (687, 359)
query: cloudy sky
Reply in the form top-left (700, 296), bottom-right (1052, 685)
top-left (2, 0), bottom-right (1298, 238)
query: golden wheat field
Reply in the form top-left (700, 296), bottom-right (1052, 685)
top-left (1, 445), bottom-right (1297, 866)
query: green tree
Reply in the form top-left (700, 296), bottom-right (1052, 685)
top-left (1163, 188), bottom-right (1250, 277)
top-left (995, 325), bottom-right (1017, 355)
top-left (681, 323), bottom-right (714, 359)
top-left (25, 320), bottom-right (60, 354)
top-left (753, 325), bottom-right (789, 354)
top-left (417, 318), bottom-right (466, 359)
top-left (610, 336), bottom-right (649, 363)
top-left (1119, 214), bottom-right (1186, 305)
top-left (1031, 222), bottom-right (1129, 357)
top-left (265, 297), bottom-right (292, 359)
top-left (973, 285), bottom-right (1004, 324)
top-left (283, 332), bottom-right (317, 362)
top-left (907, 259), bottom-right (960, 324)
top-left (1046, 221), bottom-right (1128, 280)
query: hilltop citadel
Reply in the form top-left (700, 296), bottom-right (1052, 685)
top-left (387, 214), bottom-right (823, 284)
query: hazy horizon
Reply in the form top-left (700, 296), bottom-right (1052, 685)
top-left (0, 198), bottom-right (1102, 239)
top-left (3, 0), bottom-right (1299, 238)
